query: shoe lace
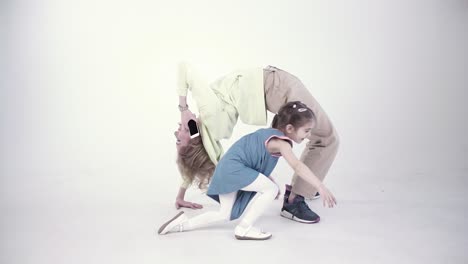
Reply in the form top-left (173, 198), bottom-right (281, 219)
top-left (297, 200), bottom-right (311, 212)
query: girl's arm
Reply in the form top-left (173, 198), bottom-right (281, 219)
top-left (266, 138), bottom-right (337, 207)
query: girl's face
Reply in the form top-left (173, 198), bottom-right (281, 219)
top-left (286, 121), bottom-right (314, 144)
top-left (174, 122), bottom-right (191, 152)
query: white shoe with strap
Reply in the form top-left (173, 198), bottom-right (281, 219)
top-left (158, 211), bottom-right (188, 235)
top-left (234, 225), bottom-right (272, 240)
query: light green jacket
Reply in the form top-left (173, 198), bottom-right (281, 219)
top-left (177, 63), bottom-right (267, 188)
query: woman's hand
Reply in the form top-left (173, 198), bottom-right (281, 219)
top-left (318, 185), bottom-right (337, 208)
top-left (175, 199), bottom-right (203, 209)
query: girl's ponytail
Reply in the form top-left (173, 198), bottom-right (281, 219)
top-left (270, 101), bottom-right (315, 130)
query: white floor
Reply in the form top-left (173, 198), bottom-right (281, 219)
top-left (2, 1), bottom-right (468, 263)
top-left (1, 149), bottom-right (467, 264)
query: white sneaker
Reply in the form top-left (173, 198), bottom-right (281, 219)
top-left (158, 211), bottom-right (188, 235)
top-left (234, 225), bottom-right (272, 240)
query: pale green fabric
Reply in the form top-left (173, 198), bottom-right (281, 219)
top-left (177, 62), bottom-right (267, 188)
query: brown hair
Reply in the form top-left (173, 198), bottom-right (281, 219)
top-left (271, 101), bottom-right (315, 130)
top-left (176, 136), bottom-right (215, 189)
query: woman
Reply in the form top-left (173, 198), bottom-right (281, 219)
top-left (174, 62), bottom-right (339, 223)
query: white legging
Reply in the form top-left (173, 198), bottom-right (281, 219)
top-left (184, 174), bottom-right (278, 230)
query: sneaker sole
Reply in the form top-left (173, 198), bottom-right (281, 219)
top-left (280, 210), bottom-right (320, 224)
top-left (157, 211), bottom-right (184, 235)
top-left (235, 234), bottom-right (272, 241)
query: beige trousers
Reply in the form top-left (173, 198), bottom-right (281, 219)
top-left (263, 66), bottom-right (340, 198)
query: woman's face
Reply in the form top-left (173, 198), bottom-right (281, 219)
top-left (176, 111), bottom-right (198, 152)
top-left (175, 122), bottom-right (191, 152)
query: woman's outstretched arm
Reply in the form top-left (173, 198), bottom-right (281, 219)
top-left (175, 186), bottom-right (203, 209)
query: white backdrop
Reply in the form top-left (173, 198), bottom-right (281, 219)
top-left (1, 1), bottom-right (467, 264)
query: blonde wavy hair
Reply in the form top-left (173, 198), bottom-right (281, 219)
top-left (176, 136), bottom-right (215, 189)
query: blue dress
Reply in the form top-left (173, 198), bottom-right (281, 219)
top-left (207, 128), bottom-right (292, 220)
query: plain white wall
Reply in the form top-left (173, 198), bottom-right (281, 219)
top-left (1, 0), bottom-right (467, 223)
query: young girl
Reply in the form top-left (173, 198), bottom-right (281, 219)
top-left (160, 101), bottom-right (337, 240)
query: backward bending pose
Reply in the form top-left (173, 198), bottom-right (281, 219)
top-left (161, 102), bottom-right (337, 240)
top-left (174, 63), bottom-right (339, 223)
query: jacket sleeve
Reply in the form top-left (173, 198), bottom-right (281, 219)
top-left (176, 62), bottom-right (217, 103)
top-left (176, 62), bottom-right (190, 96)
top-left (177, 62), bottom-right (230, 139)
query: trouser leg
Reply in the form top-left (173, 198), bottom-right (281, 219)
top-left (263, 66), bottom-right (340, 198)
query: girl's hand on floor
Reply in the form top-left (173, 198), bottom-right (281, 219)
top-left (318, 185), bottom-right (337, 208)
top-left (175, 199), bottom-right (203, 209)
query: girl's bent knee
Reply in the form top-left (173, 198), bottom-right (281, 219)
top-left (265, 184), bottom-right (279, 199)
